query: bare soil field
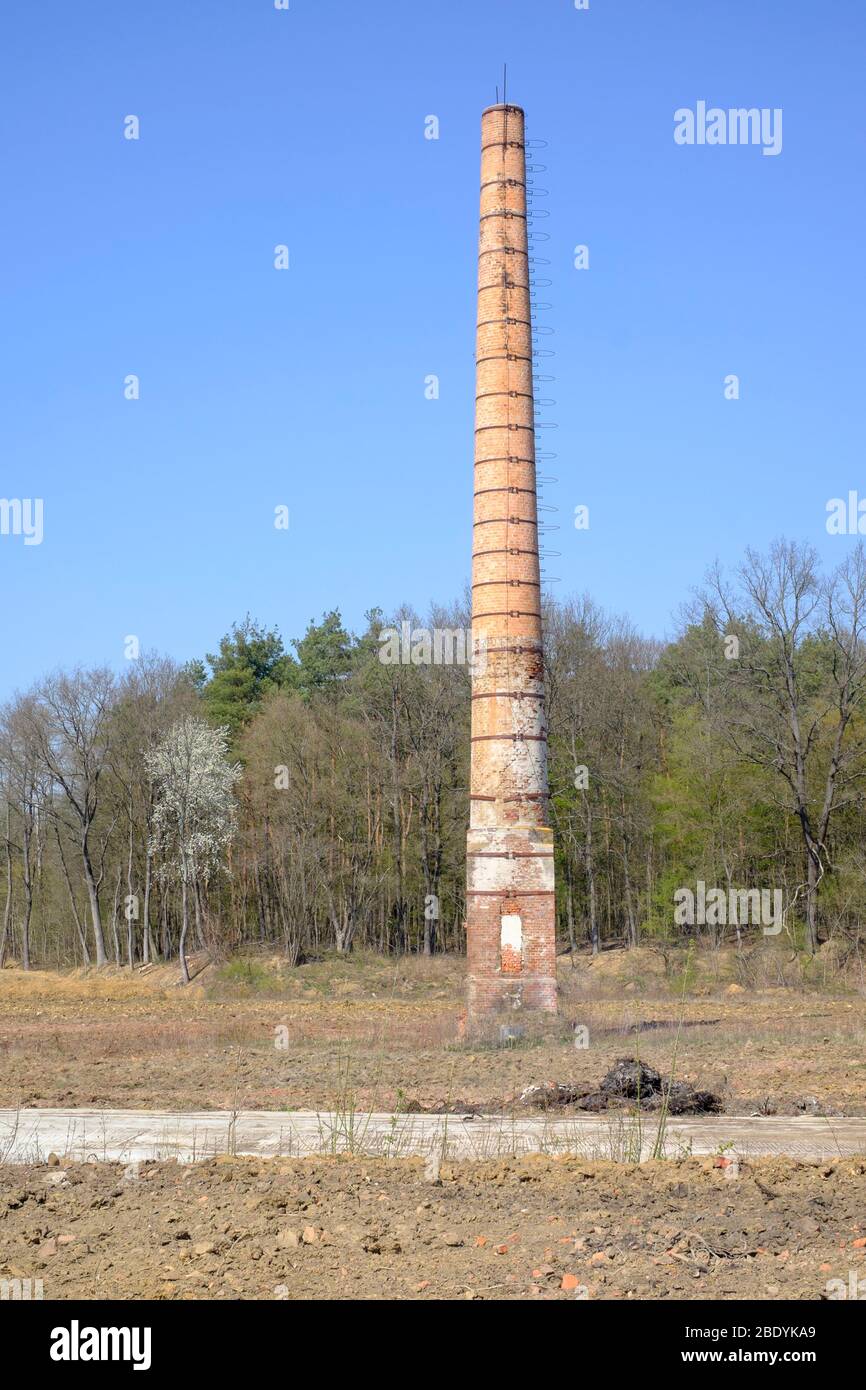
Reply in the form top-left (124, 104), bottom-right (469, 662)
top-left (1, 947), bottom-right (864, 1301)
top-left (2, 1152), bottom-right (865, 1301)
top-left (0, 947), bottom-right (863, 1117)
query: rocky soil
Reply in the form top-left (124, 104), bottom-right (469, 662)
top-left (2, 1154), bottom-right (865, 1301)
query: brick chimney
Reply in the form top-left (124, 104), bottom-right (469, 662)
top-left (466, 103), bottom-right (558, 1023)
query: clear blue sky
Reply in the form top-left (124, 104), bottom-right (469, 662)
top-left (1, 0), bottom-right (864, 696)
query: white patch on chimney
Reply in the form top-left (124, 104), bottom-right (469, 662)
top-left (500, 914), bottom-right (522, 952)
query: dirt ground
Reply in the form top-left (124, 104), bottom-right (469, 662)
top-left (1, 948), bottom-right (864, 1301)
top-left (0, 947), bottom-right (863, 1117)
top-left (2, 1153), bottom-right (865, 1301)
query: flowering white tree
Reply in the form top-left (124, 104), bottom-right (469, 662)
top-left (145, 716), bottom-right (240, 983)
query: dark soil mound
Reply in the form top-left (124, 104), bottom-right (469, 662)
top-left (517, 1058), bottom-right (723, 1115)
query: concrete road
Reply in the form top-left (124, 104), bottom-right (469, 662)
top-left (1, 1107), bottom-right (865, 1164)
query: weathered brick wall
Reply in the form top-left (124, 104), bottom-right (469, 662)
top-left (466, 105), bottom-right (558, 1023)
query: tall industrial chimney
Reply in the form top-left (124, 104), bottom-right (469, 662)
top-left (466, 103), bottom-right (558, 1023)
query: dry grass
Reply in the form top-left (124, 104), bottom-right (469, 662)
top-left (0, 945), bottom-right (863, 1116)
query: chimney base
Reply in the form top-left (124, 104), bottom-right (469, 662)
top-left (465, 824), bottom-right (558, 1024)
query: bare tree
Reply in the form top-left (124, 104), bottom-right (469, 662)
top-left (0, 695), bottom-right (46, 969)
top-left (24, 669), bottom-right (117, 966)
top-left (701, 540), bottom-right (866, 952)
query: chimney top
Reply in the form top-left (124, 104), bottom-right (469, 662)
top-left (482, 102), bottom-right (524, 116)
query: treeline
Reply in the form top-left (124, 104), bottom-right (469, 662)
top-left (3, 538), bottom-right (866, 974)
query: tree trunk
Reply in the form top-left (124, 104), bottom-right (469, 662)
top-left (142, 851), bottom-right (155, 963)
top-left (0, 808), bottom-right (12, 969)
top-left (110, 864), bottom-right (122, 965)
top-left (21, 817), bottom-right (33, 970)
top-left (621, 809), bottom-right (637, 948)
top-left (192, 874), bottom-right (204, 951)
top-left (81, 836), bottom-right (108, 966)
top-left (179, 867), bottom-right (191, 985)
top-left (54, 825), bottom-right (91, 966)
top-left (126, 810), bottom-right (135, 968)
top-left (565, 862), bottom-right (576, 953)
top-left (585, 805), bottom-right (598, 956)
top-left (805, 849), bottom-right (819, 954)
